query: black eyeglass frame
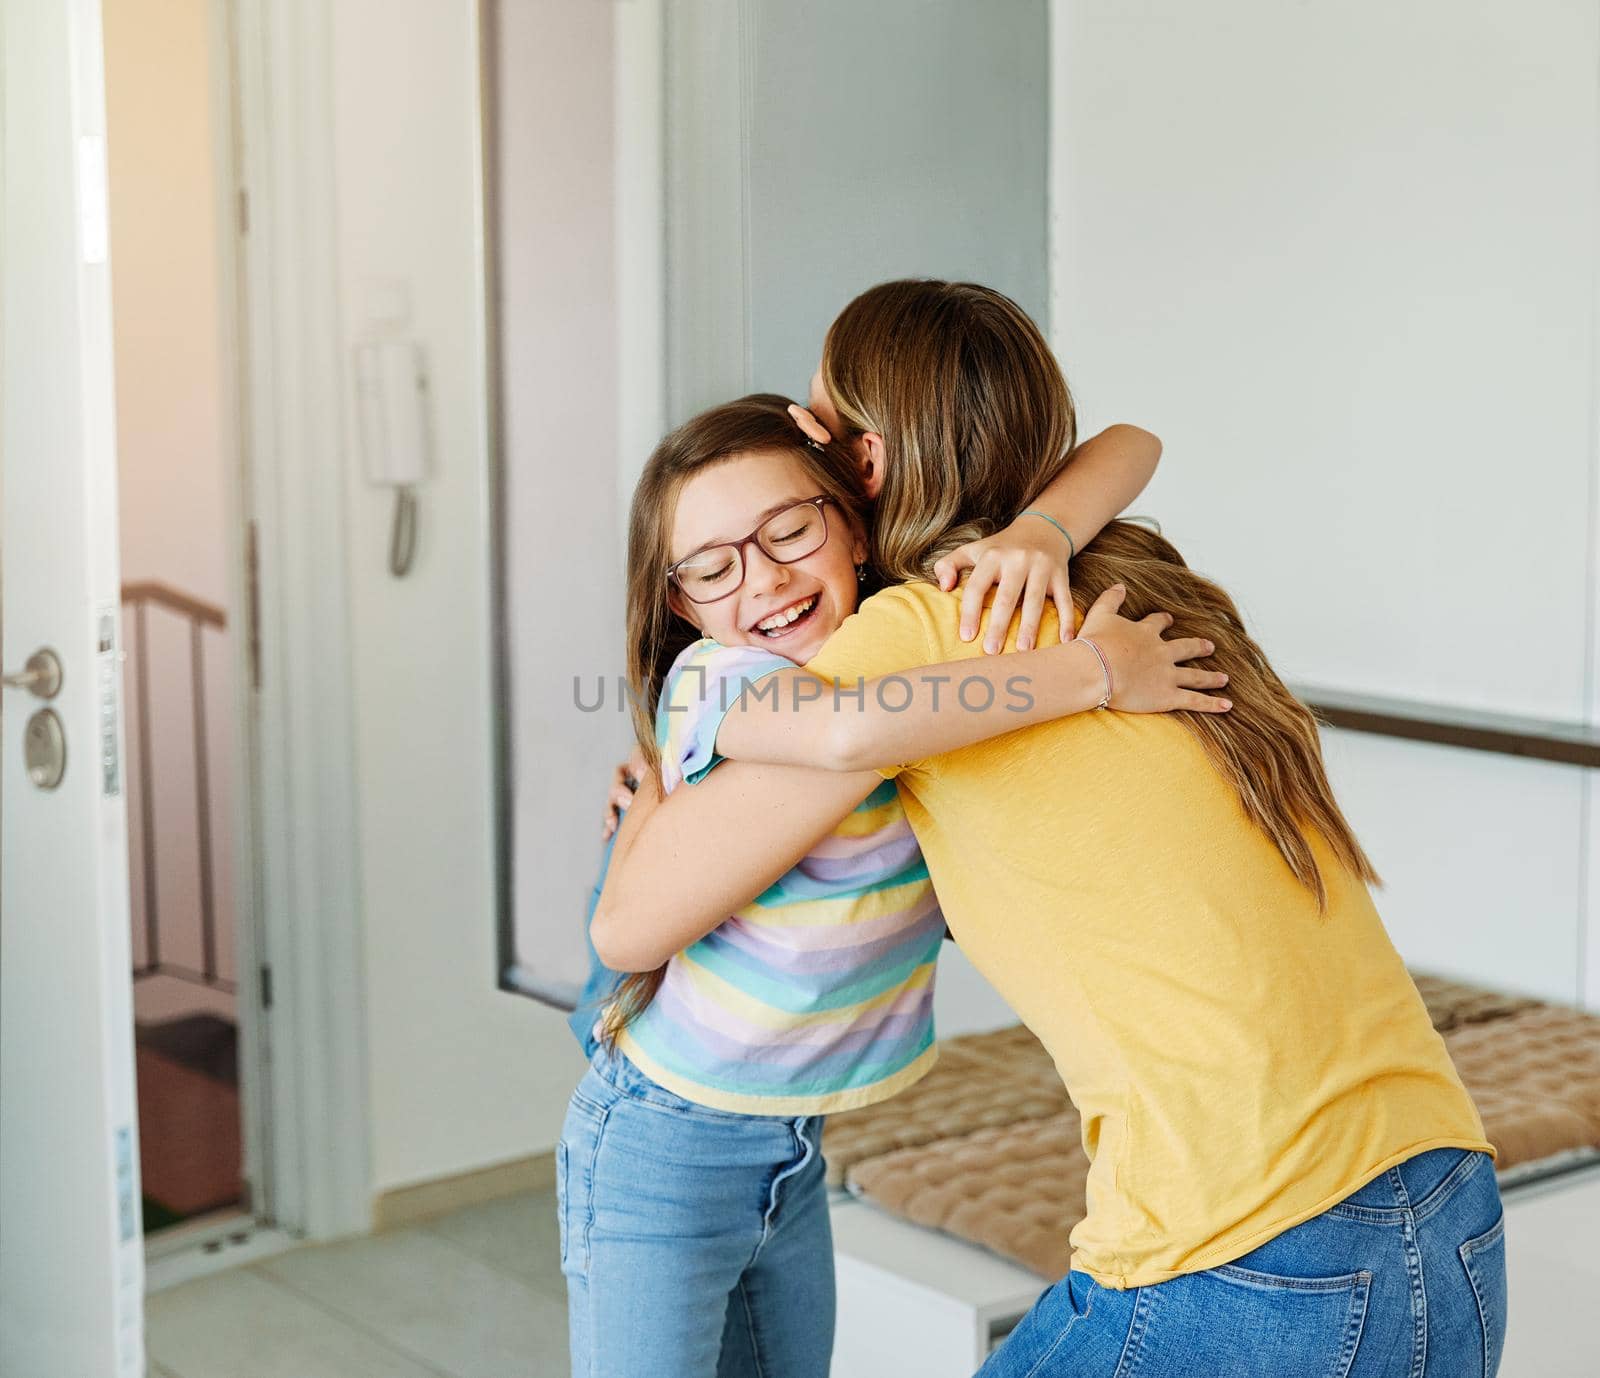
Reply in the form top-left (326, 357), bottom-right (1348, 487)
top-left (665, 495), bottom-right (836, 605)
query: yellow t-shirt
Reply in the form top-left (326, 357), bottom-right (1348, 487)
top-left (805, 582), bottom-right (1493, 1290)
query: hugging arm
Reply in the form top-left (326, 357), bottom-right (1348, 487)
top-left (934, 423), bottom-right (1163, 650)
top-left (714, 639), bottom-right (1112, 772)
top-left (790, 402), bottom-right (1162, 653)
top-left (590, 759), bottom-right (881, 972)
top-left (714, 585), bottom-right (1228, 774)
top-left (1025, 423), bottom-right (1162, 566)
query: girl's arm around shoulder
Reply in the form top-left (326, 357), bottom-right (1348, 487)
top-left (933, 423), bottom-right (1163, 652)
top-left (589, 759), bottom-right (881, 972)
top-left (712, 586), bottom-right (1231, 775)
top-left (1027, 423), bottom-right (1162, 555)
top-left (714, 647), bottom-right (1107, 772)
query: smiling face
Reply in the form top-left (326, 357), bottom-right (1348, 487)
top-left (667, 448), bottom-right (866, 664)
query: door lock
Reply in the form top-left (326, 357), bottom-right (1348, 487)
top-left (5, 649), bottom-right (67, 790)
top-left (24, 709), bottom-right (67, 789)
top-left (2, 647), bottom-right (64, 699)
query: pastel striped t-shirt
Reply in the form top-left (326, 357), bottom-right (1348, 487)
top-left (614, 637), bottom-right (943, 1115)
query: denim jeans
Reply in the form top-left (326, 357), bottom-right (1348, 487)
top-left (980, 1147), bottom-right (1506, 1378)
top-left (557, 1048), bottom-right (834, 1378)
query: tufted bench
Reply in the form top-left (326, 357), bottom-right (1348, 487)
top-left (830, 972), bottom-right (1600, 1281)
top-left (827, 973), bottom-right (1600, 1376)
top-left (823, 1023), bottom-right (1065, 1188)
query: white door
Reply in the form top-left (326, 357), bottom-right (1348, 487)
top-left (0, 1), bottom-right (144, 1375)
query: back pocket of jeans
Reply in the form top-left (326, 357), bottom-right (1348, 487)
top-left (1122, 1263), bottom-right (1371, 1378)
top-left (1460, 1213), bottom-right (1507, 1378)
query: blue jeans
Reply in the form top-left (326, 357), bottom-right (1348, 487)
top-left (557, 1048), bottom-right (835, 1377)
top-left (980, 1147), bottom-right (1506, 1378)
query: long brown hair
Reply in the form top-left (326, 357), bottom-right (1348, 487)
top-left (822, 279), bottom-right (1376, 906)
top-left (822, 278), bottom-right (1077, 579)
top-left (604, 394), bottom-right (871, 1037)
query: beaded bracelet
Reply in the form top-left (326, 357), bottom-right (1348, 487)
top-left (1076, 636), bottom-right (1113, 709)
top-left (1019, 509), bottom-right (1076, 560)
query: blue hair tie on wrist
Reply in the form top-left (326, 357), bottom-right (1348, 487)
top-left (1020, 509), bottom-right (1075, 560)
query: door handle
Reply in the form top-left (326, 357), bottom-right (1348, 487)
top-left (2, 648), bottom-right (64, 700)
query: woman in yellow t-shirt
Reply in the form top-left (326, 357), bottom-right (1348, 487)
top-left (597, 280), bottom-right (1505, 1378)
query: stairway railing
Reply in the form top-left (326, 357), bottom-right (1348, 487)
top-left (122, 580), bottom-right (235, 995)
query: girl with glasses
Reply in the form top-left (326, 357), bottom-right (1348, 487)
top-left (559, 392), bottom-right (1227, 1377)
top-left (596, 281), bottom-right (1503, 1378)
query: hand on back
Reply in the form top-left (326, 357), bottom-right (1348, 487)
top-left (600, 748), bottom-right (648, 840)
top-left (1077, 584), bottom-right (1231, 715)
top-left (788, 400), bottom-right (1074, 657)
top-left (932, 519), bottom-right (1072, 655)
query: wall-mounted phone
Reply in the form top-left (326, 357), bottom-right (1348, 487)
top-left (353, 338), bottom-right (432, 577)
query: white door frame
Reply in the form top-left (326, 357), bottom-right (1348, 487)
top-left (205, 0), bottom-right (275, 1245)
top-left (227, 0), bottom-right (372, 1242)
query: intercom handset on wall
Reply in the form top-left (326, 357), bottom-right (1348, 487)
top-left (353, 338), bottom-right (432, 576)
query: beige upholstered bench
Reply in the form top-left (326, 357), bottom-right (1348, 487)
top-left (827, 973), bottom-right (1600, 1377)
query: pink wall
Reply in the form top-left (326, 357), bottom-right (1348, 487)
top-left (104, 0), bottom-right (237, 1018)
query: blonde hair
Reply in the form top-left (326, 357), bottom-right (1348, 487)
top-left (605, 394), bottom-right (871, 1037)
top-left (822, 278), bottom-right (1076, 579)
top-left (822, 279), bottom-right (1377, 905)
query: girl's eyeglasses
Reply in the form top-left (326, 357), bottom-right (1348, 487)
top-left (666, 496), bottom-right (834, 605)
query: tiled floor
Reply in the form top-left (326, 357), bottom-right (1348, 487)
top-left (146, 1190), bottom-right (570, 1378)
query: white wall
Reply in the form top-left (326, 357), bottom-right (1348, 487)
top-left (1050, 0), bottom-right (1597, 717)
top-left (328, 0), bottom-right (587, 1194)
top-left (1049, 0), bottom-right (1600, 1004)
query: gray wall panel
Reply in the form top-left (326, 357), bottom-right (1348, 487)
top-left (668, 0), bottom-right (1051, 418)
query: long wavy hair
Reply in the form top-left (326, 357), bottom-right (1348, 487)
top-left (821, 279), bottom-right (1376, 906)
top-left (603, 394), bottom-right (872, 1038)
